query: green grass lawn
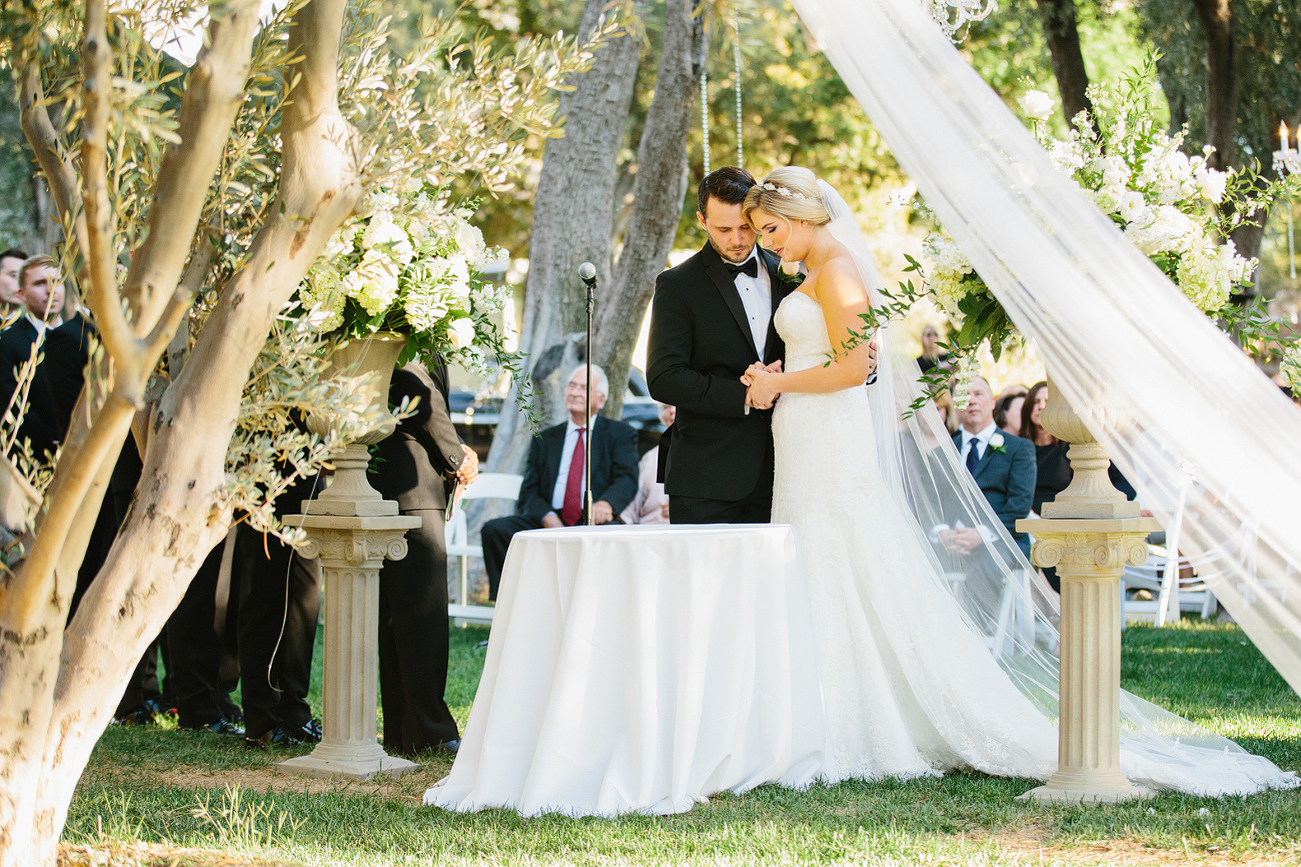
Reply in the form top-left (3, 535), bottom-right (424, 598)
top-left (62, 620), bottom-right (1301, 866)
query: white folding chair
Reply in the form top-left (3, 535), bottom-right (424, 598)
top-left (1121, 486), bottom-right (1216, 626)
top-left (446, 472), bottom-right (522, 625)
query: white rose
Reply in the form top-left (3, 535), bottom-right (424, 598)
top-left (455, 222), bottom-right (487, 269)
top-left (363, 213), bottom-right (414, 265)
top-left (1196, 167), bottom-right (1227, 204)
top-left (1018, 90), bottom-right (1054, 121)
top-left (1118, 190), bottom-right (1147, 224)
top-left (989, 432), bottom-right (1005, 450)
top-left (446, 317), bottom-right (476, 350)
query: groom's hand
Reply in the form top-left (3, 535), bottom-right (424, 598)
top-left (865, 339), bottom-right (879, 377)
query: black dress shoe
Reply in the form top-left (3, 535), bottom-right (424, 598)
top-left (244, 719), bottom-right (323, 750)
top-left (181, 718), bottom-right (244, 737)
top-left (289, 719), bottom-right (322, 743)
top-left (111, 709), bottom-right (154, 726)
top-left (434, 739), bottom-right (461, 756)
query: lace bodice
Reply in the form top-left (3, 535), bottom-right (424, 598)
top-left (774, 291), bottom-right (832, 373)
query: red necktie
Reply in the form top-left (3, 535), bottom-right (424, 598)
top-left (562, 427), bottom-right (586, 526)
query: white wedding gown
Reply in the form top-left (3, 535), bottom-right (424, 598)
top-left (769, 286), bottom-right (1296, 794)
top-left (771, 289), bottom-right (1057, 784)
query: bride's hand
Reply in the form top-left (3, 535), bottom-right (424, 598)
top-left (746, 370), bottom-right (781, 409)
top-left (741, 362), bottom-right (768, 386)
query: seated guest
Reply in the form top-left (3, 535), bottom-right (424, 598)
top-left (621, 403), bottom-right (675, 525)
top-left (482, 364), bottom-right (639, 600)
top-left (916, 324), bottom-right (948, 374)
top-left (1020, 380), bottom-right (1135, 591)
top-left (937, 374), bottom-right (1036, 560)
top-left (0, 249), bottom-right (28, 312)
top-left (993, 390), bottom-right (1025, 438)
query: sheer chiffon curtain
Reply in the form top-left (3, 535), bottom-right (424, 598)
top-left (787, 0), bottom-right (1301, 775)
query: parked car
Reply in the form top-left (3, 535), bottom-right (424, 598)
top-left (451, 366), bottom-right (667, 459)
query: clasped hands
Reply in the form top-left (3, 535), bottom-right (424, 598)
top-left (938, 526), bottom-right (984, 556)
top-left (741, 361), bottom-right (782, 410)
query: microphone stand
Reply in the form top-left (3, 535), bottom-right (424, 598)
top-left (580, 264), bottom-right (597, 526)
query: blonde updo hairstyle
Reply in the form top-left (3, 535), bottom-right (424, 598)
top-left (742, 167), bottom-right (831, 230)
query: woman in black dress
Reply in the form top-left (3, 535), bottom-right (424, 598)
top-left (1021, 381), bottom-right (1134, 592)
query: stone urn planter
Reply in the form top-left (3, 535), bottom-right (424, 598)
top-left (304, 332), bottom-right (407, 518)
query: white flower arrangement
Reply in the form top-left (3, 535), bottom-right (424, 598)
top-left (1030, 78), bottom-right (1250, 314)
top-left (298, 185), bottom-right (513, 371)
top-left (920, 61), bottom-right (1262, 337)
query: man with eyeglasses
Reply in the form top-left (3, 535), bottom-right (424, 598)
top-left (479, 363), bottom-right (639, 601)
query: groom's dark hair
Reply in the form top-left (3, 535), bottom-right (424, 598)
top-left (697, 166), bottom-right (756, 218)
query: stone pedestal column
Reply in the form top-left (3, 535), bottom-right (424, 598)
top-left (1016, 377), bottom-right (1159, 804)
top-left (1016, 521), bottom-right (1156, 803)
top-left (276, 332), bottom-right (421, 781)
top-left (277, 513), bottom-right (421, 781)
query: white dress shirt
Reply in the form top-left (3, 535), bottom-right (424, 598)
top-left (551, 419), bottom-right (591, 511)
top-left (959, 421), bottom-right (999, 468)
top-left (24, 311), bottom-right (55, 340)
top-left (731, 249), bottom-right (772, 357)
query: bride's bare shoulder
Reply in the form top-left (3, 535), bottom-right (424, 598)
top-left (810, 254), bottom-right (869, 304)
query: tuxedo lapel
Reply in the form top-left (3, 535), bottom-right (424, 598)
top-left (760, 248), bottom-right (791, 364)
top-left (542, 423), bottom-right (568, 495)
top-left (701, 242), bottom-right (760, 362)
top-left (972, 444), bottom-right (998, 481)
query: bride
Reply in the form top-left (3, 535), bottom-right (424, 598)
top-left (737, 166), bottom-right (1295, 793)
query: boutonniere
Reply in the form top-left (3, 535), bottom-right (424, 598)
top-left (778, 260), bottom-right (805, 286)
top-left (988, 432), bottom-right (1006, 454)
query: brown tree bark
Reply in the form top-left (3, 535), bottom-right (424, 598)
top-left (485, 0), bottom-right (646, 477)
top-left (1190, 0), bottom-right (1238, 172)
top-left (1034, 0), bottom-right (1093, 129)
top-left (487, 0), bottom-right (703, 485)
top-left (595, 0), bottom-right (705, 414)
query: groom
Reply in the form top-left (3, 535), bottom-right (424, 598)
top-left (646, 167), bottom-right (790, 523)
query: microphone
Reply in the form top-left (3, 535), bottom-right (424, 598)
top-left (578, 262), bottom-right (597, 288)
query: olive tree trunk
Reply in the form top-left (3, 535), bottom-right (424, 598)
top-left (0, 0), bottom-right (362, 862)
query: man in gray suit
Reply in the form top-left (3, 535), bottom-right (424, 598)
top-left (941, 374), bottom-right (1036, 560)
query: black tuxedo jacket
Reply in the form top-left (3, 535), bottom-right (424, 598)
top-left (646, 242), bottom-right (793, 501)
top-left (0, 316), bottom-right (62, 459)
top-left (368, 360), bottom-right (465, 512)
top-left (516, 415), bottom-right (639, 524)
top-left (951, 429), bottom-right (1036, 551)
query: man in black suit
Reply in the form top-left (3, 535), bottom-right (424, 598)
top-left (0, 255), bottom-right (66, 461)
top-left (645, 167), bottom-right (791, 523)
top-left (939, 374), bottom-right (1036, 560)
top-left (480, 363), bottom-right (639, 600)
top-left (0, 248), bottom-right (28, 311)
top-left (368, 358), bottom-right (477, 755)
top-left (235, 467), bottom-right (325, 748)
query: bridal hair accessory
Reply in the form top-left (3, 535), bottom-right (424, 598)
top-left (758, 182), bottom-right (817, 202)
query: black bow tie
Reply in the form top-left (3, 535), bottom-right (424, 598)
top-left (724, 257), bottom-right (759, 279)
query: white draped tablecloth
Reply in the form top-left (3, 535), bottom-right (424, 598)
top-left (425, 524), bottom-right (825, 816)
